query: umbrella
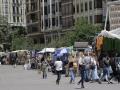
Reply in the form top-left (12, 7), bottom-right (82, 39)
top-left (56, 53), bottom-right (63, 57)
top-left (60, 48), bottom-right (68, 54)
top-left (54, 48), bottom-right (61, 55)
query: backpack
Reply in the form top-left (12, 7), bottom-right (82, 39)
top-left (104, 59), bottom-right (109, 67)
top-left (116, 62), bottom-right (120, 71)
top-left (115, 57), bottom-right (120, 71)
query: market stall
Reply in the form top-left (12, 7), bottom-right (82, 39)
top-left (96, 28), bottom-right (120, 56)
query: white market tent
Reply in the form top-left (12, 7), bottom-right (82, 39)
top-left (38, 48), bottom-right (56, 53)
top-left (98, 28), bottom-right (120, 39)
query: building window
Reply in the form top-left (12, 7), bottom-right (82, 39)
top-left (44, 6), bottom-right (47, 15)
top-left (31, 13), bottom-right (37, 22)
top-left (90, 16), bottom-right (93, 23)
top-left (59, 2), bottom-right (61, 12)
top-left (31, 2), bottom-right (37, 11)
top-left (5, 5), bottom-right (8, 14)
top-left (5, 0), bottom-right (8, 3)
top-left (52, 4), bottom-right (55, 14)
top-left (89, 1), bottom-right (92, 10)
top-left (13, 16), bottom-right (16, 22)
top-left (26, 4), bottom-right (29, 12)
top-left (45, 19), bottom-right (48, 27)
top-left (60, 16), bottom-right (62, 25)
top-left (48, 18), bottom-right (50, 27)
top-left (21, 18), bottom-right (23, 22)
top-left (21, 9), bottom-right (22, 15)
top-left (56, 2), bottom-right (58, 12)
top-left (17, 17), bottom-right (19, 22)
top-left (52, 18), bottom-right (55, 26)
top-left (56, 17), bottom-right (58, 26)
top-left (85, 2), bottom-right (88, 11)
top-left (77, 4), bottom-right (79, 13)
top-left (73, 6), bottom-right (75, 14)
top-left (26, 0), bottom-right (29, 2)
top-left (32, 27), bottom-right (38, 32)
top-left (16, 0), bottom-right (18, 4)
top-left (94, 15), bottom-right (102, 23)
top-left (81, 3), bottom-right (83, 12)
top-left (41, 20), bottom-right (43, 29)
top-left (48, 5), bottom-right (50, 14)
top-left (44, 0), bottom-right (47, 2)
top-left (17, 7), bottom-right (19, 14)
top-left (13, 0), bottom-right (15, 3)
top-left (13, 6), bottom-right (15, 14)
top-left (94, 0), bottom-right (102, 9)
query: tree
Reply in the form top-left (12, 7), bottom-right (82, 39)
top-left (0, 15), bottom-right (32, 51)
top-left (11, 27), bottom-right (33, 50)
top-left (60, 17), bottom-right (101, 46)
top-left (0, 15), bottom-right (11, 51)
top-left (75, 17), bottom-right (101, 43)
top-left (11, 37), bottom-right (33, 50)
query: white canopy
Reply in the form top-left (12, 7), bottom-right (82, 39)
top-left (98, 28), bottom-right (120, 39)
top-left (38, 48), bottom-right (55, 53)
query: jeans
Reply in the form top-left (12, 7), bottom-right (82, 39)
top-left (100, 67), bottom-right (110, 83)
top-left (85, 69), bottom-right (90, 81)
top-left (42, 68), bottom-right (47, 79)
top-left (78, 70), bottom-right (85, 87)
top-left (69, 68), bottom-right (75, 83)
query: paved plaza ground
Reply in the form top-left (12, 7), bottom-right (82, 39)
top-left (0, 65), bottom-right (120, 90)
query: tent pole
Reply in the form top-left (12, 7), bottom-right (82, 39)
top-left (104, 5), bottom-right (109, 30)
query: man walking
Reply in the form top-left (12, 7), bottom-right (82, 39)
top-left (54, 58), bottom-right (63, 85)
top-left (77, 59), bottom-right (86, 88)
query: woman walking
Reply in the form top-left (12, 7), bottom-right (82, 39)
top-left (90, 53), bottom-right (101, 84)
top-left (100, 55), bottom-right (112, 84)
top-left (41, 57), bottom-right (48, 79)
top-left (68, 56), bottom-right (75, 84)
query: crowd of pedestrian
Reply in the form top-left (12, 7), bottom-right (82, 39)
top-left (52, 51), bottom-right (120, 88)
top-left (1, 50), bottom-right (120, 89)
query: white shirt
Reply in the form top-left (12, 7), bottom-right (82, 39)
top-left (91, 57), bottom-right (97, 65)
top-left (84, 56), bottom-right (91, 65)
top-left (78, 57), bottom-right (84, 65)
top-left (54, 61), bottom-right (63, 71)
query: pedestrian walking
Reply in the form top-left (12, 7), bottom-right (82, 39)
top-left (41, 59), bottom-right (48, 79)
top-left (90, 53), bottom-right (101, 84)
top-left (68, 57), bottom-right (75, 84)
top-left (84, 53), bottom-right (91, 82)
top-left (78, 52), bottom-right (84, 76)
top-left (77, 61), bottom-right (86, 88)
top-left (100, 55), bottom-right (113, 84)
top-left (54, 58), bottom-right (63, 85)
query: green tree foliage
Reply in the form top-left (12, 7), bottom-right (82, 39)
top-left (11, 37), bottom-right (33, 50)
top-left (0, 15), bottom-right (33, 51)
top-left (11, 27), bottom-right (33, 50)
top-left (74, 18), bottom-right (101, 42)
top-left (59, 17), bottom-right (101, 46)
top-left (0, 15), bottom-right (9, 43)
top-left (0, 15), bottom-right (12, 51)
